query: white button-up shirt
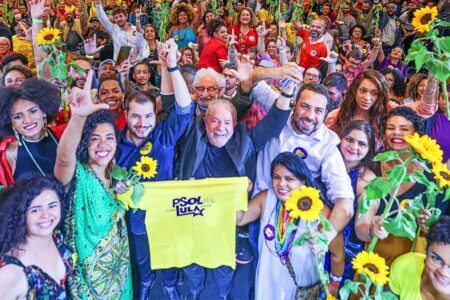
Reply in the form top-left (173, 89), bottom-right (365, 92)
top-left (254, 116), bottom-right (354, 203)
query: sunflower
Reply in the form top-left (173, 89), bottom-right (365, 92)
top-left (35, 27), bottom-right (61, 45)
top-left (133, 156), bottom-right (158, 179)
top-left (352, 251), bottom-right (389, 286)
top-left (405, 133), bottom-right (443, 164)
top-left (285, 186), bottom-right (324, 221)
top-left (411, 6), bottom-right (438, 33)
top-left (399, 199), bottom-right (411, 210)
top-left (432, 162), bottom-right (450, 188)
top-left (326, 294), bottom-right (337, 300)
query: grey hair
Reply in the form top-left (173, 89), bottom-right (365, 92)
top-left (217, 73), bottom-right (226, 89)
top-left (193, 67), bottom-right (220, 88)
top-left (205, 99), bottom-right (237, 125)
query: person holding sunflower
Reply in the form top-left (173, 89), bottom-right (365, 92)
top-left (355, 106), bottom-right (449, 267)
top-left (54, 70), bottom-right (133, 299)
top-left (116, 38), bottom-right (193, 300)
top-left (237, 152), bottom-right (327, 299)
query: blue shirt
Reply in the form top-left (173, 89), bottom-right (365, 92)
top-left (117, 102), bottom-right (193, 234)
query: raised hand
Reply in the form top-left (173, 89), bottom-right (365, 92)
top-left (18, 22), bottom-right (32, 42)
top-left (68, 70), bottom-right (109, 117)
top-left (320, 50), bottom-right (338, 64)
top-left (276, 37), bottom-right (286, 52)
top-left (256, 20), bottom-right (272, 37)
top-left (163, 38), bottom-right (180, 68)
top-left (231, 54), bottom-right (253, 83)
top-left (31, 0), bottom-right (51, 19)
top-left (135, 6), bottom-right (142, 19)
top-left (370, 216), bottom-right (389, 240)
top-left (84, 34), bottom-right (104, 55)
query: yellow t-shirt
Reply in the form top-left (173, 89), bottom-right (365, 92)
top-left (389, 252), bottom-right (425, 300)
top-left (12, 35), bottom-right (35, 69)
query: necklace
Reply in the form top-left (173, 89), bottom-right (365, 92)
top-left (176, 27), bottom-right (188, 42)
top-left (20, 129), bottom-right (58, 176)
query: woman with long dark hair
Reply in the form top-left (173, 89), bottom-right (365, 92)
top-left (380, 68), bottom-right (406, 105)
top-left (54, 71), bottom-right (132, 299)
top-left (0, 174), bottom-right (73, 299)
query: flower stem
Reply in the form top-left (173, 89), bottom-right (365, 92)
top-left (307, 222), bottom-right (329, 295)
top-left (443, 81), bottom-right (450, 120)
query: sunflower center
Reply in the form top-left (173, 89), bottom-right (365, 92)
top-left (440, 171), bottom-right (450, 180)
top-left (141, 164), bottom-right (150, 172)
top-left (365, 264), bottom-right (379, 274)
top-left (44, 34), bottom-right (55, 41)
top-left (420, 13), bottom-right (432, 24)
top-left (297, 197), bottom-right (312, 211)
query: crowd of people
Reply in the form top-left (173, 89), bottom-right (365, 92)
top-left (0, 0), bottom-right (449, 299)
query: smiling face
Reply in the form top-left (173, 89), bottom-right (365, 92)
top-left (4, 70), bottom-right (26, 88)
top-left (214, 26), bottom-right (228, 43)
top-left (98, 79), bottom-right (124, 113)
top-left (26, 189), bottom-right (61, 237)
top-left (203, 103), bottom-right (235, 148)
top-left (144, 25), bottom-right (156, 40)
top-left (424, 244), bottom-right (450, 296)
top-left (309, 19), bottom-right (325, 38)
top-left (11, 99), bottom-right (46, 141)
top-left (178, 11), bottom-right (189, 24)
top-left (98, 63), bottom-right (116, 79)
top-left (87, 123), bottom-right (117, 166)
top-left (126, 100), bottom-right (156, 144)
top-left (292, 89), bottom-right (328, 135)
top-left (133, 64), bottom-right (151, 86)
top-left (272, 164), bottom-right (303, 201)
top-left (355, 79), bottom-right (379, 112)
top-left (340, 129), bottom-right (370, 164)
top-left (71, 59), bottom-right (92, 89)
top-left (113, 12), bottom-right (127, 27)
top-left (239, 9), bottom-right (252, 26)
top-left (267, 41), bottom-right (278, 57)
top-left (417, 79), bottom-right (427, 100)
top-left (384, 115), bottom-right (415, 151)
top-left (194, 75), bottom-right (219, 109)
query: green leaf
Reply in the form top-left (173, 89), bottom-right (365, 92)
top-left (408, 195), bottom-right (425, 217)
top-left (111, 166), bottom-right (129, 180)
top-left (374, 282), bottom-right (383, 300)
top-left (285, 222), bottom-right (297, 235)
top-left (339, 279), bottom-right (360, 300)
top-left (293, 233), bottom-right (308, 246)
top-left (425, 208), bottom-right (442, 227)
top-left (364, 177), bottom-right (391, 201)
top-left (386, 165), bottom-right (407, 187)
top-left (428, 59), bottom-right (450, 83)
top-left (69, 62), bottom-right (86, 76)
top-left (412, 170), bottom-right (432, 186)
top-left (319, 214), bottom-right (332, 232)
top-left (405, 41), bottom-right (434, 70)
top-left (444, 188), bottom-right (450, 202)
top-left (381, 292), bottom-right (399, 300)
top-left (316, 233), bottom-right (329, 252)
top-left (131, 183), bottom-right (145, 205)
top-left (384, 212), bottom-right (417, 240)
top-left (51, 64), bottom-right (67, 81)
top-left (359, 193), bottom-right (370, 215)
top-left (373, 151), bottom-right (400, 162)
top-left (438, 36), bottom-right (450, 53)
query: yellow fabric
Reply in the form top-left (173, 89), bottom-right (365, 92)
top-left (413, 236), bottom-right (427, 254)
top-left (258, 9), bottom-right (273, 23)
top-left (117, 177), bottom-right (249, 270)
top-left (12, 36), bottom-right (35, 69)
top-left (285, 23), bottom-right (297, 44)
top-left (389, 252), bottom-right (425, 300)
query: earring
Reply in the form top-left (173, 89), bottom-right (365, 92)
top-left (12, 127), bottom-right (22, 146)
top-left (43, 117), bottom-right (48, 137)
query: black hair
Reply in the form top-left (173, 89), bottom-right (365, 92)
top-left (99, 76), bottom-right (124, 93)
top-left (95, 30), bottom-right (110, 40)
top-left (0, 174), bottom-right (65, 256)
top-left (0, 79), bottom-right (60, 137)
top-left (0, 53), bottom-right (29, 68)
top-left (270, 152), bottom-right (317, 188)
top-left (322, 72), bottom-right (347, 92)
top-left (346, 50), bottom-right (363, 61)
top-left (111, 7), bottom-right (127, 16)
top-left (1, 64), bottom-right (33, 87)
top-left (180, 63), bottom-right (198, 77)
top-left (380, 68), bottom-right (406, 98)
top-left (349, 24), bottom-right (366, 37)
top-left (381, 106), bottom-right (424, 135)
top-left (133, 61), bottom-right (151, 74)
top-left (206, 18), bottom-right (226, 37)
top-left (304, 67), bottom-right (322, 82)
top-left (296, 83), bottom-right (332, 112)
top-left (76, 110), bottom-right (119, 164)
top-left (427, 216), bottom-right (450, 247)
top-left (125, 91), bottom-right (157, 112)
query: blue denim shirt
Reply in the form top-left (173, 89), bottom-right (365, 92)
top-left (117, 102), bottom-right (193, 234)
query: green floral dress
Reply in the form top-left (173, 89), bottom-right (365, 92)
top-left (64, 162), bottom-right (133, 299)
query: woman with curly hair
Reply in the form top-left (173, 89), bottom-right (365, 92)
top-left (198, 19), bottom-right (229, 72)
top-left (355, 107), bottom-right (449, 266)
top-left (404, 73), bottom-right (428, 104)
top-left (230, 7), bottom-right (259, 54)
top-left (0, 174), bottom-right (73, 299)
top-left (167, 2), bottom-right (203, 49)
top-left (1, 64), bottom-right (33, 88)
top-left (0, 78), bottom-right (63, 187)
top-left (326, 69), bottom-right (388, 151)
top-left (54, 71), bottom-right (132, 299)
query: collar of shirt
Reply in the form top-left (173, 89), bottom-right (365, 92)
top-left (284, 113), bottom-right (328, 142)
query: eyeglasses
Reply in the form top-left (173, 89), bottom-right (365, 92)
top-left (195, 86), bottom-right (219, 94)
top-left (427, 250), bottom-right (450, 270)
top-left (0, 43), bottom-right (10, 47)
top-left (348, 59), bottom-right (361, 66)
top-left (305, 72), bottom-right (320, 79)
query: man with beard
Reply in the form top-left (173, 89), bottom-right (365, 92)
top-left (95, 0), bottom-right (149, 61)
top-left (83, 17), bottom-right (102, 39)
top-left (254, 83), bottom-right (354, 258)
top-left (116, 39), bottom-right (193, 300)
top-left (351, 0), bottom-right (375, 40)
top-left (294, 18), bottom-right (331, 69)
top-left (379, 2), bottom-right (403, 55)
top-left (336, 3), bottom-right (356, 41)
top-left (55, 8), bottom-right (88, 54)
top-left (176, 61), bottom-right (296, 300)
top-left (322, 72), bottom-right (348, 111)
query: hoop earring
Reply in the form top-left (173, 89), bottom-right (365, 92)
top-left (12, 127), bottom-right (22, 146)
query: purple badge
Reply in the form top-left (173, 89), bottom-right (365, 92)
top-left (293, 147), bottom-right (308, 159)
top-left (263, 224), bottom-right (276, 241)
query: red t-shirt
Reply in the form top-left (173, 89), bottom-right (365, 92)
top-left (197, 37), bottom-right (228, 72)
top-left (230, 25), bottom-right (258, 54)
top-left (297, 28), bottom-right (328, 69)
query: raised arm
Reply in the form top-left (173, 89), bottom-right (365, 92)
top-left (54, 71), bottom-right (109, 186)
top-left (256, 21), bottom-right (270, 56)
top-left (79, 0), bottom-right (89, 35)
top-left (361, 38), bottom-right (381, 70)
top-left (236, 190), bottom-right (266, 226)
top-left (30, 0), bottom-right (52, 78)
top-left (94, 0), bottom-right (114, 33)
top-left (191, 0), bottom-right (205, 30)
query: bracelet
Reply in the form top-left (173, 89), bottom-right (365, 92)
top-left (167, 65), bottom-right (179, 72)
top-left (330, 273), bottom-right (343, 284)
top-left (86, 54), bottom-right (94, 59)
top-left (368, 227), bottom-right (373, 239)
top-left (32, 18), bottom-right (43, 24)
top-left (374, 46), bottom-right (381, 49)
top-left (281, 91), bottom-right (294, 98)
top-left (136, 19), bottom-right (141, 23)
top-left (329, 281), bottom-right (340, 290)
